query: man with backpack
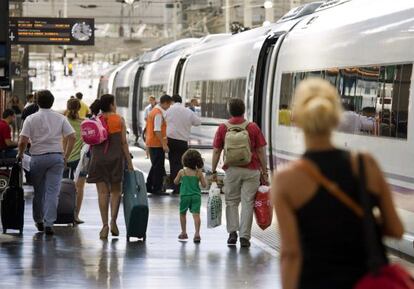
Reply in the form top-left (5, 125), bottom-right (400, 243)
top-left (211, 98), bottom-right (268, 247)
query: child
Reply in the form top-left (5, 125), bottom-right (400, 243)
top-left (174, 149), bottom-right (207, 243)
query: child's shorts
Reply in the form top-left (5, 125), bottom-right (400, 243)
top-left (180, 195), bottom-right (201, 214)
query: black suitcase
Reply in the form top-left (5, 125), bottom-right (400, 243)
top-left (123, 170), bottom-right (149, 241)
top-left (55, 178), bottom-right (76, 225)
top-left (1, 162), bottom-right (24, 234)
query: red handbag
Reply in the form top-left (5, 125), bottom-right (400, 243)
top-left (355, 264), bottom-right (414, 289)
top-left (296, 155), bottom-right (414, 289)
top-left (254, 185), bottom-right (273, 230)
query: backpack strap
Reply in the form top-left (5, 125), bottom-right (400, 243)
top-left (224, 120), bottom-right (250, 130)
top-left (293, 159), bottom-right (364, 218)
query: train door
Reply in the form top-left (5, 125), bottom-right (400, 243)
top-left (132, 66), bottom-right (144, 140)
top-left (173, 58), bottom-right (187, 96)
top-left (252, 33), bottom-right (283, 171)
top-left (252, 34), bottom-right (281, 129)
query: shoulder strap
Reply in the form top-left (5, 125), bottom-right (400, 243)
top-left (294, 159), bottom-right (364, 218)
top-left (225, 120), bottom-right (250, 130)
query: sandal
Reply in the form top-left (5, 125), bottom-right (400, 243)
top-left (178, 233), bottom-right (188, 240)
top-left (100, 225), bottom-right (109, 239)
top-left (193, 235), bottom-right (201, 243)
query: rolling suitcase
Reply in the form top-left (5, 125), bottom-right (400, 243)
top-left (123, 170), bottom-right (149, 242)
top-left (55, 178), bottom-right (76, 225)
top-left (1, 162), bottom-right (24, 234)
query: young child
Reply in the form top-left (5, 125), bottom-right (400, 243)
top-left (174, 149), bottom-right (207, 243)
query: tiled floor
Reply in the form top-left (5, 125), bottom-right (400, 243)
top-left (0, 146), bottom-right (413, 289)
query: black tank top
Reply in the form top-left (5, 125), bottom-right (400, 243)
top-left (297, 149), bottom-right (386, 289)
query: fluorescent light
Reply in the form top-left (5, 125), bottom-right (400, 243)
top-left (263, 0), bottom-right (273, 9)
top-left (124, 0), bottom-right (135, 4)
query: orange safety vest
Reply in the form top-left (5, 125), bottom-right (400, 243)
top-left (146, 107), bottom-right (166, 148)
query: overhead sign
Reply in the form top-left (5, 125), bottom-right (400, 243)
top-left (0, 0), bottom-right (10, 88)
top-left (9, 17), bottom-right (95, 46)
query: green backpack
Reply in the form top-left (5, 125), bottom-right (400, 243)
top-left (223, 121), bottom-right (252, 167)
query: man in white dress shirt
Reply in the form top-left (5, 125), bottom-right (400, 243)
top-left (165, 94), bottom-right (201, 194)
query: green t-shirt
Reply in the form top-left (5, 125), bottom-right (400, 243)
top-left (67, 118), bottom-right (83, 162)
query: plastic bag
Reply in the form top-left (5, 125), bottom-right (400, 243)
top-left (207, 182), bottom-right (222, 228)
top-left (74, 144), bottom-right (90, 182)
top-left (254, 185), bottom-right (273, 230)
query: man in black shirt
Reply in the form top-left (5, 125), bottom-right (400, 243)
top-left (21, 92), bottom-right (39, 121)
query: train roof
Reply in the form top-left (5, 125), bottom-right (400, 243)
top-left (277, 0), bottom-right (414, 72)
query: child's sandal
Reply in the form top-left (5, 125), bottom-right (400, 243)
top-left (193, 236), bottom-right (201, 243)
top-left (178, 233), bottom-right (188, 240)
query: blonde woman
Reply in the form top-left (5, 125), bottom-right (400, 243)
top-left (273, 78), bottom-right (404, 289)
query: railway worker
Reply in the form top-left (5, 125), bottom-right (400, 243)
top-left (165, 94), bottom-right (201, 194)
top-left (273, 78), bottom-right (403, 289)
top-left (146, 94), bottom-right (172, 196)
top-left (17, 90), bottom-right (76, 235)
top-left (143, 96), bottom-right (157, 158)
top-left (75, 92), bottom-right (90, 119)
top-left (211, 98), bottom-right (268, 248)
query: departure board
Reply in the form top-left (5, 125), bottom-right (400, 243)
top-left (9, 17), bottom-right (95, 46)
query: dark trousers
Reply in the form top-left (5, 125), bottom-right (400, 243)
top-left (147, 147), bottom-right (166, 194)
top-left (168, 138), bottom-right (188, 193)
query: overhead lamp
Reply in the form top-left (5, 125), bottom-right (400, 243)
top-left (124, 0), bottom-right (135, 4)
top-left (262, 20), bottom-right (271, 27)
top-left (263, 0), bottom-right (273, 9)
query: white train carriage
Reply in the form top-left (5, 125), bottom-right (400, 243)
top-left (98, 0), bottom-right (414, 255)
top-left (269, 0), bottom-right (414, 255)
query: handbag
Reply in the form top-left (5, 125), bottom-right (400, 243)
top-left (295, 155), bottom-right (414, 289)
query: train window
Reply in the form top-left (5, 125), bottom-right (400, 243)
top-left (140, 84), bottom-right (167, 111)
top-left (278, 63), bottom-right (413, 139)
top-left (115, 87), bottom-right (129, 108)
top-left (186, 78), bottom-right (247, 119)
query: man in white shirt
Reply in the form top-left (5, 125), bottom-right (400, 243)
top-left (165, 94), bottom-right (201, 194)
top-left (17, 90), bottom-right (76, 235)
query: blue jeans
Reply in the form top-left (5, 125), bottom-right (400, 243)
top-left (30, 153), bottom-right (64, 227)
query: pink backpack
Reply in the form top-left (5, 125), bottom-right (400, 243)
top-left (81, 115), bottom-right (108, 146)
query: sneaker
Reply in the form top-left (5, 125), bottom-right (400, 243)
top-left (45, 227), bottom-right (54, 235)
top-left (227, 232), bottom-right (238, 245)
top-left (240, 238), bottom-right (251, 248)
top-left (35, 222), bottom-right (44, 232)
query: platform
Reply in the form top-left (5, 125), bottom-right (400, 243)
top-left (0, 145), bottom-right (413, 289)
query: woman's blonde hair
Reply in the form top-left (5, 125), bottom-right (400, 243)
top-left (292, 78), bottom-right (342, 135)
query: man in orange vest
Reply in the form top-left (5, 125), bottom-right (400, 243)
top-left (146, 94), bottom-right (172, 195)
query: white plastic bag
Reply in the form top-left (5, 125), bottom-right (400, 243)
top-left (207, 182), bottom-right (222, 228)
top-left (74, 144), bottom-right (90, 182)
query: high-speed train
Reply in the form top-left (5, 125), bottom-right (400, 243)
top-left (100, 0), bottom-right (414, 255)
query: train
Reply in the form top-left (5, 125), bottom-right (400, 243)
top-left (98, 0), bottom-right (414, 256)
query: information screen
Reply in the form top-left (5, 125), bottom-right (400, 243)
top-left (9, 17), bottom-right (95, 46)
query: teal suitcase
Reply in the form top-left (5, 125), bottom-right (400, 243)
top-left (123, 170), bottom-right (149, 242)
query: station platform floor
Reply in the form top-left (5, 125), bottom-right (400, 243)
top-left (0, 145), bottom-right (413, 289)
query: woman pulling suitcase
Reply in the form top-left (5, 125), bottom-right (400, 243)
top-left (87, 94), bottom-right (134, 239)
